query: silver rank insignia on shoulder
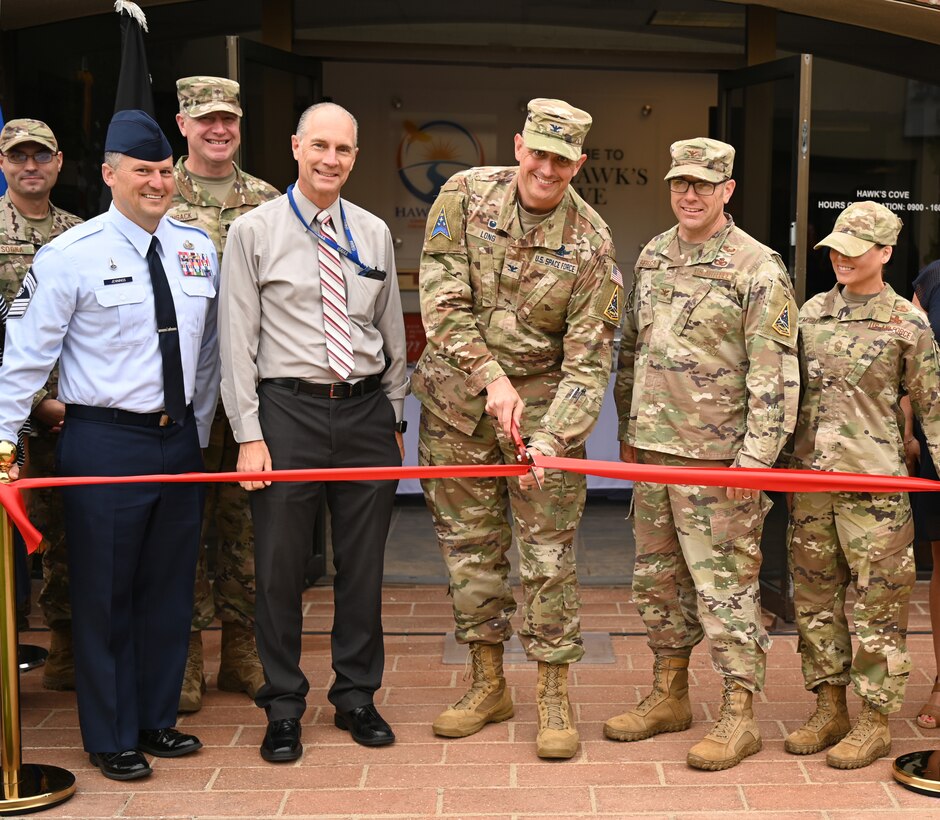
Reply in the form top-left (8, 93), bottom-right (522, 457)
top-left (177, 250), bottom-right (212, 277)
top-left (183, 240), bottom-right (194, 250)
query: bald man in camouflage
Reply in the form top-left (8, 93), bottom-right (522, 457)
top-left (169, 76), bottom-right (279, 712)
top-left (414, 98), bottom-right (623, 760)
top-left (608, 138), bottom-right (799, 771)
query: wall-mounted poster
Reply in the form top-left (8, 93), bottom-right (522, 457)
top-left (390, 114), bottom-right (497, 284)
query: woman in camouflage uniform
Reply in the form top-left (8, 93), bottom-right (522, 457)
top-left (786, 201), bottom-right (940, 770)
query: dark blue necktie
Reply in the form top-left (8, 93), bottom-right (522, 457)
top-left (147, 237), bottom-right (186, 422)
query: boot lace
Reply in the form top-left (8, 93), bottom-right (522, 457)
top-left (844, 703), bottom-right (877, 742)
top-left (803, 694), bottom-right (835, 731)
top-left (540, 665), bottom-right (569, 730)
top-left (635, 656), bottom-right (670, 711)
top-left (707, 679), bottom-right (740, 740)
top-left (183, 645), bottom-right (203, 688)
top-left (453, 648), bottom-right (492, 709)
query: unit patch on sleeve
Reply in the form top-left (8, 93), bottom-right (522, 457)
top-left (603, 289), bottom-right (620, 323)
top-left (429, 207), bottom-right (452, 241)
top-left (772, 303), bottom-right (791, 338)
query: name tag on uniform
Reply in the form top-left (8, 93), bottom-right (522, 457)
top-left (533, 252), bottom-right (576, 274)
top-left (103, 277), bottom-right (133, 286)
top-left (869, 321), bottom-right (913, 341)
top-left (0, 243), bottom-right (35, 255)
top-left (177, 251), bottom-right (212, 277)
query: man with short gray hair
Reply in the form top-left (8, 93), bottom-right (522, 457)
top-left (608, 137), bottom-right (799, 771)
top-left (414, 98), bottom-right (622, 760)
top-left (169, 75), bottom-right (279, 713)
top-left (220, 102), bottom-right (407, 762)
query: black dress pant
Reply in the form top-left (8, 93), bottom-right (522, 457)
top-left (251, 381), bottom-right (400, 720)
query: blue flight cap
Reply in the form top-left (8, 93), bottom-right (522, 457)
top-left (104, 109), bottom-right (172, 161)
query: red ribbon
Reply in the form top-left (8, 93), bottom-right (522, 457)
top-left (5, 456), bottom-right (939, 555)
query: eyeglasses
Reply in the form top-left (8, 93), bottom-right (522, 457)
top-left (2, 150), bottom-right (56, 165)
top-left (668, 178), bottom-right (726, 196)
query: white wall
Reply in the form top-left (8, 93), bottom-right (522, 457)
top-left (323, 61), bottom-right (717, 289)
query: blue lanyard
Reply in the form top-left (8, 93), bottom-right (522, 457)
top-left (286, 183), bottom-right (368, 271)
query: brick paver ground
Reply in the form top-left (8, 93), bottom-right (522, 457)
top-left (13, 581), bottom-right (940, 819)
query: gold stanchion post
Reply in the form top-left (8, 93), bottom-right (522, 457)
top-left (893, 751), bottom-right (940, 797)
top-left (0, 441), bottom-right (75, 813)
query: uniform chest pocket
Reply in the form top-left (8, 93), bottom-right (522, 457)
top-left (518, 272), bottom-right (572, 332)
top-left (346, 273), bottom-right (386, 325)
top-left (474, 245), bottom-right (498, 307)
top-left (178, 277), bottom-right (216, 337)
top-left (94, 283), bottom-right (151, 346)
top-left (634, 271), bottom-right (654, 331)
top-left (844, 335), bottom-right (894, 397)
top-left (672, 279), bottom-right (736, 354)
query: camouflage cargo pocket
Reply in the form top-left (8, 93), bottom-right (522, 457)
top-left (708, 494), bottom-right (771, 590)
top-left (886, 647), bottom-right (912, 677)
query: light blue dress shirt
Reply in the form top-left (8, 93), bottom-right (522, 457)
top-left (0, 203), bottom-right (220, 447)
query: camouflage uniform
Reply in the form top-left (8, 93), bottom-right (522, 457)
top-left (615, 194), bottom-right (799, 690)
top-left (168, 156), bottom-right (278, 630)
top-left (0, 188), bottom-right (82, 630)
top-left (413, 159), bottom-right (622, 663)
top-left (790, 275), bottom-right (940, 714)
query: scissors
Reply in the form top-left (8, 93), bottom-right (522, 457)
top-left (510, 420), bottom-right (542, 490)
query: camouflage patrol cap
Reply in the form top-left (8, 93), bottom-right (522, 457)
top-left (0, 118), bottom-right (58, 154)
top-left (814, 200), bottom-right (902, 256)
top-left (664, 137), bottom-right (734, 183)
top-left (177, 76), bottom-right (243, 118)
top-left (522, 98), bottom-right (592, 161)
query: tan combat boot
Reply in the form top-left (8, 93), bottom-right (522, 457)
top-left (535, 662), bottom-right (579, 759)
top-left (217, 622), bottom-right (266, 697)
top-left (784, 683), bottom-right (850, 754)
top-left (826, 701), bottom-right (891, 769)
top-left (687, 678), bottom-right (762, 770)
top-left (42, 624), bottom-right (75, 691)
top-left (178, 631), bottom-right (206, 713)
top-left (604, 655), bottom-right (692, 741)
top-left (433, 642), bottom-right (514, 737)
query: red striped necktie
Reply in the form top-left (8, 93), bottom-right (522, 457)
top-left (316, 210), bottom-right (354, 380)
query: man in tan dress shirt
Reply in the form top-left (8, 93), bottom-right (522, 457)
top-left (219, 102), bottom-right (407, 763)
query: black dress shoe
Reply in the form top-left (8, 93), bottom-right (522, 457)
top-left (138, 727), bottom-right (203, 758)
top-left (260, 718), bottom-right (302, 762)
top-left (334, 704), bottom-right (395, 747)
top-left (89, 750), bottom-right (152, 781)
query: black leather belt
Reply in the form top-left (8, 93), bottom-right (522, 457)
top-left (262, 376), bottom-right (381, 399)
top-left (65, 404), bottom-right (188, 428)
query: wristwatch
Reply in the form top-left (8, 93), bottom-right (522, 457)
top-left (395, 420), bottom-right (408, 433)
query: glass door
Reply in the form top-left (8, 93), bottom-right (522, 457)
top-left (717, 55), bottom-right (813, 621)
top-left (227, 37), bottom-right (322, 192)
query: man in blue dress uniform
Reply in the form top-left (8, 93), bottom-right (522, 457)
top-left (0, 110), bottom-right (219, 781)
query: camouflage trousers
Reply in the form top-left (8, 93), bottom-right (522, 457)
top-left (418, 408), bottom-right (585, 664)
top-left (632, 450), bottom-right (772, 692)
top-left (192, 405), bottom-right (255, 630)
top-left (27, 432), bottom-right (70, 629)
top-left (789, 491), bottom-right (914, 714)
